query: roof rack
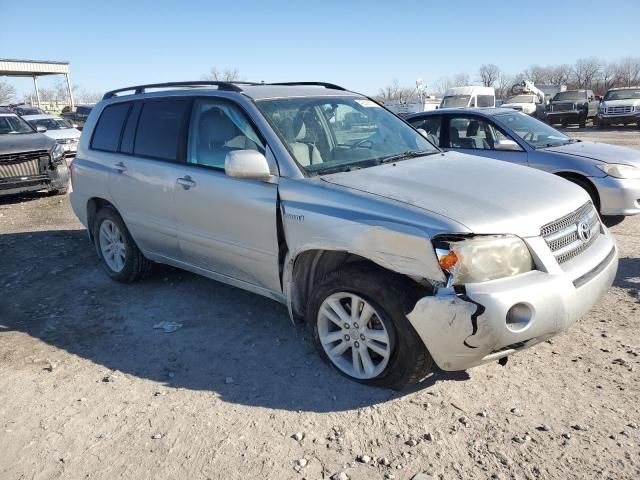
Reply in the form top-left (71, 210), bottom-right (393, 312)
top-left (266, 82), bottom-right (347, 91)
top-left (102, 81), bottom-right (243, 100)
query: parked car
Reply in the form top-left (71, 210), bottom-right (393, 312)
top-left (14, 106), bottom-right (45, 116)
top-left (405, 108), bottom-right (640, 221)
top-left (595, 86), bottom-right (640, 128)
top-left (545, 89), bottom-right (598, 127)
top-left (70, 81), bottom-right (617, 389)
top-left (60, 104), bottom-right (94, 130)
top-left (440, 86), bottom-right (495, 108)
top-left (0, 111), bottom-right (69, 196)
top-left (22, 114), bottom-right (81, 157)
top-left (501, 94), bottom-right (543, 117)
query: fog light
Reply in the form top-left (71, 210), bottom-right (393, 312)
top-left (506, 303), bottom-right (533, 332)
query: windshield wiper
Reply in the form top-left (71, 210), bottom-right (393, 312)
top-left (378, 150), bottom-right (437, 164)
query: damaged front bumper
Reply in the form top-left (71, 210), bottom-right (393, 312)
top-left (407, 233), bottom-right (618, 371)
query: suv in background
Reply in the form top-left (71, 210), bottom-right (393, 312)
top-left (0, 111), bottom-right (69, 196)
top-left (70, 81), bottom-right (617, 389)
top-left (545, 90), bottom-right (598, 127)
top-left (15, 106), bottom-right (45, 116)
top-left (60, 104), bottom-right (94, 130)
top-left (595, 86), bottom-right (640, 128)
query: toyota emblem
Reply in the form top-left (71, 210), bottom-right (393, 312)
top-left (577, 220), bottom-right (591, 242)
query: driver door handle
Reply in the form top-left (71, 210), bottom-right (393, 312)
top-left (113, 161), bottom-right (127, 173)
top-left (177, 175), bottom-right (196, 190)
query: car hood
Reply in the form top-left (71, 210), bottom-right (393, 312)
top-left (0, 133), bottom-right (55, 154)
top-left (543, 141), bottom-right (640, 167)
top-left (601, 99), bottom-right (640, 106)
top-left (321, 151), bottom-right (588, 238)
top-left (43, 128), bottom-right (81, 141)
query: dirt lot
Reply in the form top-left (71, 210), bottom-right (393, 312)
top-left (1, 128), bottom-right (639, 480)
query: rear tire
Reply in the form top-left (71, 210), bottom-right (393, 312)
top-left (306, 264), bottom-right (436, 390)
top-left (93, 206), bottom-right (151, 283)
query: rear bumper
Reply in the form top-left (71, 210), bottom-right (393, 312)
top-left (407, 234), bottom-right (617, 371)
top-left (593, 175), bottom-right (640, 215)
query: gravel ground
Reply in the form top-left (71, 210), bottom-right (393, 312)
top-left (0, 129), bottom-right (639, 480)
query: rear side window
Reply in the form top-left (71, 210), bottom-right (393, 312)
top-left (91, 103), bottom-right (130, 152)
top-left (134, 100), bottom-right (189, 161)
top-left (477, 95), bottom-right (494, 107)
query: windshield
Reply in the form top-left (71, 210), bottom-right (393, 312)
top-left (28, 117), bottom-right (73, 131)
top-left (603, 89), bottom-right (640, 101)
top-left (505, 95), bottom-right (535, 104)
top-left (494, 111), bottom-right (571, 149)
top-left (257, 96), bottom-right (437, 174)
top-left (441, 95), bottom-right (471, 108)
top-left (553, 91), bottom-right (585, 102)
top-left (0, 115), bottom-right (35, 135)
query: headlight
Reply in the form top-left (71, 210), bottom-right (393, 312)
top-left (635, 105), bottom-right (640, 112)
top-left (596, 163), bottom-right (640, 179)
top-left (52, 143), bottom-right (65, 162)
top-left (599, 104), bottom-right (606, 112)
top-left (56, 138), bottom-right (74, 144)
top-left (435, 235), bottom-right (534, 285)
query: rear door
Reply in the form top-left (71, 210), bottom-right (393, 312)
top-left (173, 97), bottom-right (281, 294)
top-left (100, 98), bottom-right (189, 261)
top-left (443, 114), bottom-right (528, 166)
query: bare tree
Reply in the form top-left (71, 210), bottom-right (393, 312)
top-left (523, 65), bottom-right (551, 84)
top-left (572, 57), bottom-right (602, 88)
top-left (203, 67), bottom-right (242, 82)
top-left (0, 80), bottom-right (16, 104)
top-left (547, 64), bottom-right (572, 86)
top-left (478, 64), bottom-right (501, 87)
top-left (452, 72), bottom-right (470, 87)
top-left (615, 57), bottom-right (640, 87)
top-left (376, 79), bottom-right (415, 102)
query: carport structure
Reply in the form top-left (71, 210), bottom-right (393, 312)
top-left (0, 58), bottom-right (74, 108)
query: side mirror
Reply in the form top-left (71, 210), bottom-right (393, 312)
top-left (36, 125), bottom-right (47, 133)
top-left (494, 139), bottom-right (522, 152)
top-left (225, 150), bottom-right (274, 181)
top-left (416, 128), bottom-right (429, 138)
top-left (72, 123), bottom-right (79, 129)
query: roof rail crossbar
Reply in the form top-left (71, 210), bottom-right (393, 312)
top-left (266, 82), bottom-right (347, 91)
top-left (102, 81), bottom-right (243, 100)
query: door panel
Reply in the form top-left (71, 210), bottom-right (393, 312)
top-left (108, 155), bottom-right (181, 259)
top-left (174, 167), bottom-right (281, 292)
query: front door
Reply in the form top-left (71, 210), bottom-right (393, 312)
top-left (443, 114), bottom-right (529, 167)
top-left (173, 98), bottom-right (282, 294)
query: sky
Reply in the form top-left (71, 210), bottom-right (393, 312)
top-left (2, 0), bottom-right (639, 99)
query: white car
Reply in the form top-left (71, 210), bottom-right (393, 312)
top-left (22, 114), bottom-right (81, 156)
top-left (501, 94), bottom-right (541, 116)
top-left (596, 87), bottom-right (640, 128)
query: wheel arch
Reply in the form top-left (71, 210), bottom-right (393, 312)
top-left (86, 197), bottom-right (118, 241)
top-left (554, 171), bottom-right (601, 211)
top-left (285, 248), bottom-right (433, 324)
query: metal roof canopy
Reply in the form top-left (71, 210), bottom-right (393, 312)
top-left (0, 59), bottom-right (74, 108)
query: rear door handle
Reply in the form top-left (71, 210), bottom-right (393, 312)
top-left (177, 175), bottom-right (196, 190)
top-left (114, 161), bottom-right (127, 173)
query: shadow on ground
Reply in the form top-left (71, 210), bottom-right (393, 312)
top-left (0, 229), bottom-right (471, 413)
top-left (614, 257), bottom-right (640, 301)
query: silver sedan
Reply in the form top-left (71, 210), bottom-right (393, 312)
top-left (406, 108), bottom-right (640, 222)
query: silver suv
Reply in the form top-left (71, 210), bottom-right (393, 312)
top-left (70, 81), bottom-right (618, 389)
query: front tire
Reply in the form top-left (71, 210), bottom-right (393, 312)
top-left (93, 206), bottom-right (151, 283)
top-left (307, 264), bottom-right (435, 390)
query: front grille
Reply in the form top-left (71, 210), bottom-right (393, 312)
top-left (541, 202), bottom-right (600, 264)
top-left (551, 103), bottom-right (575, 112)
top-left (0, 150), bottom-right (48, 180)
top-left (605, 105), bottom-right (633, 114)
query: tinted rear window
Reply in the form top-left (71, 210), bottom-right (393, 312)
top-left (134, 100), bottom-right (189, 161)
top-left (77, 106), bottom-right (92, 115)
top-left (91, 103), bottom-right (130, 152)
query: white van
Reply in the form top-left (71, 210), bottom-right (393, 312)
top-left (440, 86), bottom-right (495, 109)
